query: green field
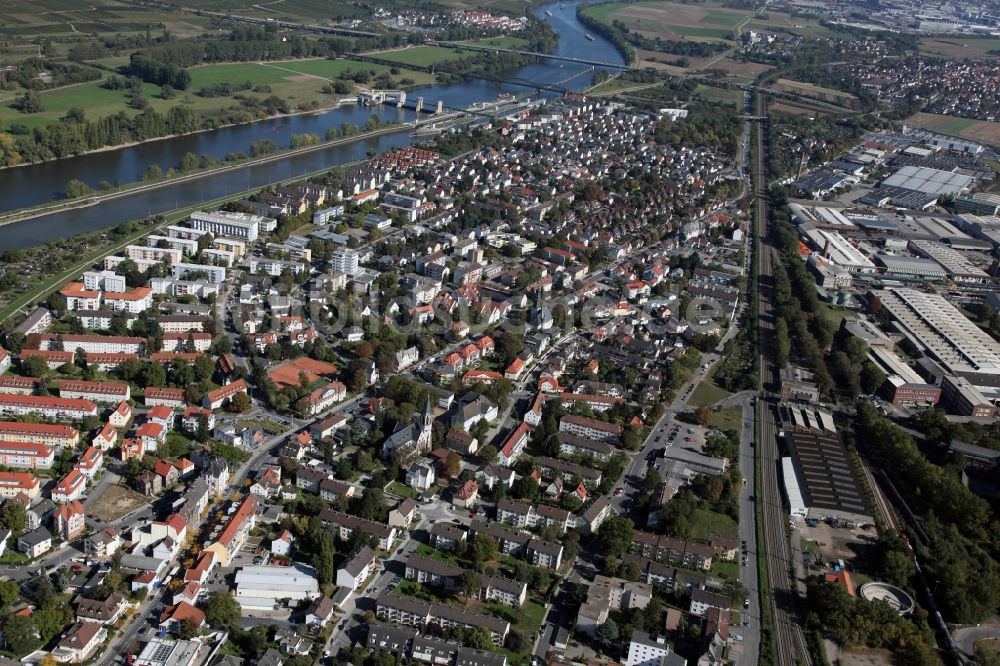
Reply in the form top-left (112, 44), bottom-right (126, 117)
top-left (919, 36), bottom-right (1000, 58)
top-left (582, 0), bottom-right (745, 43)
top-left (690, 507), bottom-right (739, 540)
top-left (0, 58), bottom-right (435, 134)
top-left (460, 36), bottom-right (531, 49)
top-left (368, 45), bottom-right (473, 67)
top-left (153, 0), bottom-right (367, 22)
top-left (694, 83), bottom-right (743, 105)
top-left (0, 0), bottom-right (200, 39)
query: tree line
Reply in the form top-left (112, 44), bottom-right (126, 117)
top-left (0, 105), bottom-right (200, 166)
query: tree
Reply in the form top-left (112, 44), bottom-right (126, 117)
top-left (597, 516), bottom-right (634, 559)
top-left (203, 591), bottom-right (241, 626)
top-left (1, 501), bottom-right (27, 536)
top-left (722, 578), bottom-right (748, 603)
top-left (3, 615), bottom-right (40, 655)
top-left (23, 355), bottom-right (50, 378)
top-left (14, 90), bottom-right (43, 113)
top-left (0, 579), bottom-right (20, 610)
top-left (695, 405), bottom-right (711, 426)
top-left (595, 618), bottom-right (619, 646)
top-left (468, 533), bottom-right (498, 566)
top-left (144, 362), bottom-right (166, 387)
top-left (457, 570), bottom-right (482, 603)
top-left (64, 179), bottom-right (93, 199)
top-left (860, 361), bottom-right (886, 394)
top-left (180, 152), bottom-right (199, 172)
top-left (179, 617), bottom-right (199, 639)
top-left (229, 392), bottom-right (251, 413)
top-left (194, 355), bottom-right (215, 383)
top-left (443, 452), bottom-right (461, 479)
top-left (511, 475), bottom-right (539, 501)
top-left (478, 444), bottom-right (498, 464)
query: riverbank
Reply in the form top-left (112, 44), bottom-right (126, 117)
top-left (0, 118), bottom-right (429, 227)
top-left (0, 150), bottom-right (381, 326)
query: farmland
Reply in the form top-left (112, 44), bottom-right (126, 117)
top-left (771, 78), bottom-right (858, 107)
top-left (0, 58), bottom-right (435, 134)
top-left (919, 36), bottom-right (1000, 59)
top-left (367, 45), bottom-right (476, 67)
top-left (0, 0), bottom-right (201, 38)
top-left (906, 112), bottom-right (1000, 147)
top-left (582, 1), bottom-right (745, 44)
top-left (153, 0), bottom-right (368, 22)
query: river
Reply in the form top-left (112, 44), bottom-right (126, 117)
top-left (0, 0), bottom-right (624, 250)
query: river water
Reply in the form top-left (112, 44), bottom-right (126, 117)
top-left (0, 0), bottom-right (623, 250)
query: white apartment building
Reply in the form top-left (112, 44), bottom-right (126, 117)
top-left (172, 262), bottom-right (227, 284)
top-left (42, 334), bottom-right (145, 354)
top-left (166, 224), bottom-right (209, 241)
top-left (125, 244), bottom-right (182, 265)
top-left (190, 211), bottom-right (260, 241)
top-left (0, 442), bottom-right (55, 469)
top-left (200, 248), bottom-right (235, 267)
top-left (146, 235), bottom-right (199, 256)
top-left (82, 270), bottom-right (126, 293)
top-left (103, 287), bottom-right (153, 314)
top-left (330, 248), bottom-right (360, 275)
top-left (249, 258), bottom-right (306, 277)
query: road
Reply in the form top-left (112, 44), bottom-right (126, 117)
top-left (750, 85), bottom-right (811, 666)
top-left (735, 398), bottom-right (760, 666)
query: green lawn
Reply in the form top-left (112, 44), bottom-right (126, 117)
top-left (711, 559), bottom-right (740, 581)
top-left (368, 45), bottom-right (472, 67)
top-left (709, 406), bottom-right (742, 433)
top-left (815, 300), bottom-right (856, 330)
top-left (690, 507), bottom-right (738, 540)
top-left (694, 84), bottom-right (743, 105)
top-left (459, 36), bottom-right (530, 49)
top-left (388, 481), bottom-right (418, 499)
top-left (688, 365), bottom-right (732, 407)
top-left (1, 57), bottom-right (434, 135)
top-left (416, 543), bottom-right (464, 567)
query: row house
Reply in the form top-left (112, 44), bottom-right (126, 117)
top-left (0, 441), bottom-right (55, 469)
top-left (558, 414), bottom-right (622, 444)
top-left (0, 375), bottom-right (41, 395)
top-left (144, 387), bottom-right (187, 408)
top-left (58, 380), bottom-right (131, 405)
top-left (375, 593), bottom-right (509, 647)
top-left (317, 508), bottom-right (398, 550)
top-left (496, 499), bottom-right (573, 534)
top-left (0, 394), bottom-right (98, 421)
top-left (39, 334), bottom-right (145, 355)
top-left (629, 531), bottom-right (715, 571)
top-left (557, 432), bottom-right (614, 462)
top-left (0, 421), bottom-right (79, 448)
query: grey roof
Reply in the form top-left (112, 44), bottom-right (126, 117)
top-left (406, 553), bottom-right (463, 578)
top-left (18, 527), bottom-right (51, 547)
top-left (456, 646), bottom-right (508, 666)
top-left (341, 546), bottom-right (376, 577)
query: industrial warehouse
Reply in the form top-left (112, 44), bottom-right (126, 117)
top-left (778, 405), bottom-right (873, 527)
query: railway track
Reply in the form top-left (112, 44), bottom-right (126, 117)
top-left (751, 88), bottom-right (812, 666)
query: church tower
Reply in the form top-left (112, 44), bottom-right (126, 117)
top-left (417, 396), bottom-right (433, 452)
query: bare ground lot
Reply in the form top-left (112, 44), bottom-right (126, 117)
top-left (88, 484), bottom-right (148, 522)
top-left (907, 111), bottom-right (1000, 146)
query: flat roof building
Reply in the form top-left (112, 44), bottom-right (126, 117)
top-left (782, 428), bottom-right (872, 526)
top-left (876, 288), bottom-right (1000, 388)
top-left (234, 564), bottom-right (320, 609)
top-left (881, 165), bottom-right (973, 196)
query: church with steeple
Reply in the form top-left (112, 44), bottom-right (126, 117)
top-left (380, 396), bottom-right (434, 459)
